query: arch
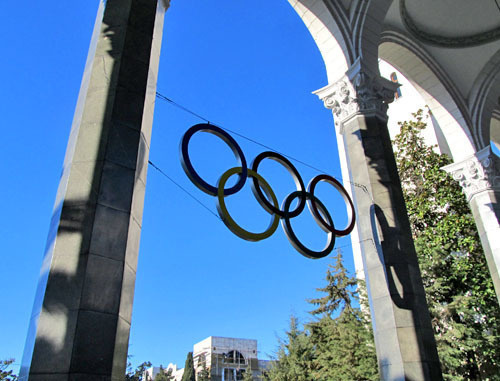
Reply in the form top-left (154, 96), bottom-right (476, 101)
top-left (351, 0), bottom-right (393, 77)
top-left (468, 50), bottom-right (500, 149)
top-left (288, 0), bottom-right (352, 81)
top-left (224, 350), bottom-right (245, 364)
top-left (379, 29), bottom-right (477, 161)
top-left (492, 109), bottom-right (500, 154)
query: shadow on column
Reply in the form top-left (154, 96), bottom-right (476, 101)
top-left (20, 0), bottom-right (159, 379)
top-left (352, 115), bottom-right (442, 380)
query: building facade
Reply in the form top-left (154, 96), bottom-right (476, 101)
top-left (146, 336), bottom-right (269, 381)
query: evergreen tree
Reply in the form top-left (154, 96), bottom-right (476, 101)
top-left (197, 362), bottom-right (211, 381)
top-left (307, 249), bottom-right (358, 316)
top-left (393, 109), bottom-right (500, 380)
top-left (125, 360), bottom-right (152, 381)
top-left (241, 366), bottom-right (254, 381)
top-left (181, 352), bottom-right (196, 381)
top-left (155, 366), bottom-right (174, 381)
top-left (0, 359), bottom-right (17, 381)
top-left (307, 250), bottom-right (378, 381)
top-left (265, 316), bottom-right (316, 381)
top-left (266, 250), bottom-right (378, 380)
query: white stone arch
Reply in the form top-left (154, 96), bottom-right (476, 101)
top-left (468, 50), bottom-right (500, 150)
top-left (351, 0), bottom-right (393, 76)
top-left (288, 0), bottom-right (352, 82)
top-left (379, 29), bottom-right (477, 161)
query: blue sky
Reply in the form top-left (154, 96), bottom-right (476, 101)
top-left (0, 0), bottom-right (358, 371)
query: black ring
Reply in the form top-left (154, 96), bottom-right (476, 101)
top-left (180, 124), bottom-right (248, 196)
top-left (251, 151), bottom-right (307, 218)
top-left (307, 174), bottom-right (356, 237)
top-left (281, 191), bottom-right (335, 259)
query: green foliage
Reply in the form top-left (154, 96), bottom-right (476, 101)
top-left (241, 367), bottom-right (254, 381)
top-left (181, 352), bottom-right (196, 381)
top-left (308, 251), bottom-right (358, 316)
top-left (125, 360), bottom-right (152, 381)
top-left (393, 109), bottom-right (500, 380)
top-left (265, 316), bottom-right (316, 381)
top-left (0, 359), bottom-right (17, 381)
top-left (155, 366), bottom-right (174, 381)
top-left (197, 362), bottom-right (211, 381)
top-left (307, 250), bottom-right (378, 381)
top-left (265, 250), bottom-right (378, 381)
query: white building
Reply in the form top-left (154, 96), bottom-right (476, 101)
top-left (144, 363), bottom-right (184, 381)
top-left (145, 336), bottom-right (269, 381)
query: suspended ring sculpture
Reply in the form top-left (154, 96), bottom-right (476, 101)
top-left (180, 123), bottom-right (356, 259)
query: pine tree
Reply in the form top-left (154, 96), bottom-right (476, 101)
top-left (307, 250), bottom-right (358, 316)
top-left (241, 366), bottom-right (254, 381)
top-left (197, 362), bottom-right (211, 381)
top-left (125, 360), bottom-right (152, 381)
top-left (0, 359), bottom-right (17, 381)
top-left (393, 109), bottom-right (500, 380)
top-left (155, 366), bottom-right (174, 381)
top-left (307, 249), bottom-right (378, 381)
top-left (181, 352), bottom-right (196, 381)
top-left (265, 315), bottom-right (316, 381)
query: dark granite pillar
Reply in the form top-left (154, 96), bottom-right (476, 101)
top-left (443, 147), bottom-right (500, 304)
top-left (20, 0), bottom-right (168, 379)
top-left (315, 61), bottom-right (442, 380)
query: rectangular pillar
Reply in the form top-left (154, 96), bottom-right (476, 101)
top-left (314, 68), bottom-right (443, 380)
top-left (19, 0), bottom-right (167, 379)
top-left (343, 114), bottom-right (442, 380)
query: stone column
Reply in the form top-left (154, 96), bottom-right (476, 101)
top-left (314, 60), bottom-right (442, 380)
top-left (19, 0), bottom-right (168, 379)
top-left (443, 147), bottom-right (500, 303)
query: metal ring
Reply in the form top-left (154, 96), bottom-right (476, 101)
top-left (180, 124), bottom-right (248, 196)
top-left (281, 191), bottom-right (335, 259)
top-left (216, 167), bottom-right (280, 242)
top-left (250, 151), bottom-right (307, 218)
top-left (307, 174), bottom-right (356, 237)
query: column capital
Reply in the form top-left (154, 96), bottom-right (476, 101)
top-left (313, 61), bottom-right (399, 127)
top-left (442, 146), bottom-right (500, 201)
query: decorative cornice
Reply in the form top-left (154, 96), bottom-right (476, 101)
top-left (442, 147), bottom-right (500, 202)
top-left (313, 63), bottom-right (398, 128)
top-left (400, 0), bottom-right (500, 48)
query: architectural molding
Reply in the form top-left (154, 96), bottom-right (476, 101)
top-left (380, 29), bottom-right (476, 146)
top-left (443, 146), bottom-right (500, 201)
top-left (314, 63), bottom-right (398, 128)
top-left (400, 0), bottom-right (500, 48)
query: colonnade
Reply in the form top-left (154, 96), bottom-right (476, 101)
top-left (20, 0), bottom-right (500, 380)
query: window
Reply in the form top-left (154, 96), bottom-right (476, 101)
top-left (236, 369), bottom-right (246, 380)
top-left (224, 350), bottom-right (245, 364)
top-left (223, 368), bottom-right (235, 381)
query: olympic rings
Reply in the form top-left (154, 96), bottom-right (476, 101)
top-left (180, 125), bottom-right (356, 259)
top-left (217, 167), bottom-right (280, 242)
top-left (308, 174), bottom-right (356, 237)
top-left (281, 191), bottom-right (335, 259)
top-left (251, 151), bottom-right (306, 218)
top-left (180, 124), bottom-right (247, 196)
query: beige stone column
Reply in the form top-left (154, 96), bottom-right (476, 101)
top-left (19, 0), bottom-right (168, 379)
top-left (315, 60), bottom-right (442, 380)
top-left (443, 147), bottom-right (500, 303)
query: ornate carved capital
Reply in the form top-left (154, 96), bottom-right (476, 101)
top-left (442, 147), bottom-right (500, 202)
top-left (313, 66), bottom-right (398, 128)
